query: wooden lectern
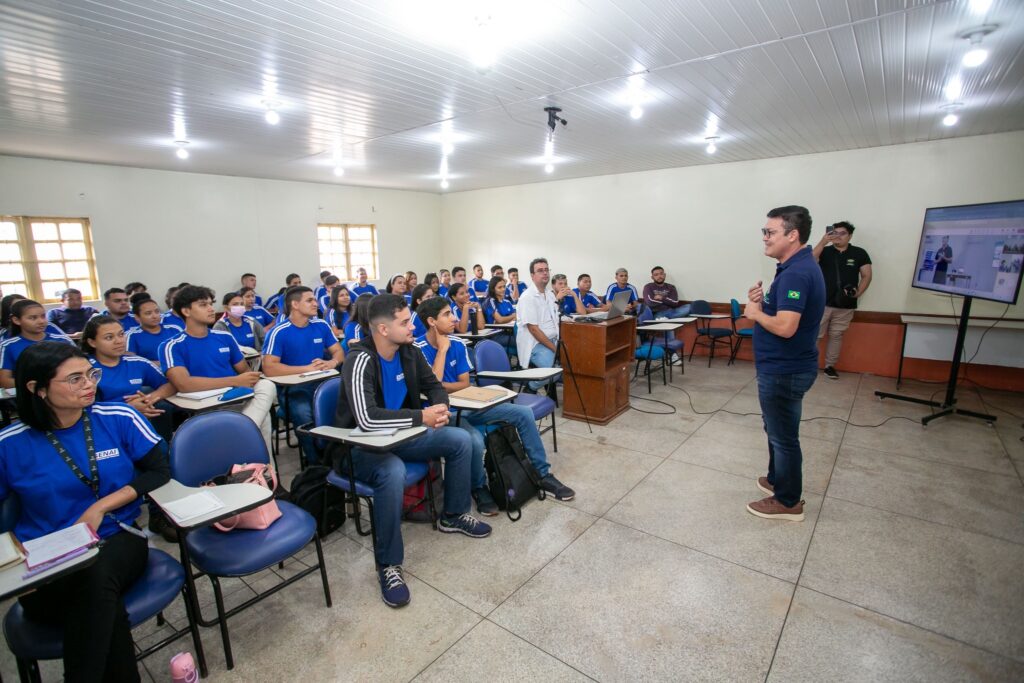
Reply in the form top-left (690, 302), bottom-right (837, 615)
top-left (558, 316), bottom-right (637, 425)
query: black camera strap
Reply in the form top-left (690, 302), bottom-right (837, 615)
top-left (46, 412), bottom-right (100, 500)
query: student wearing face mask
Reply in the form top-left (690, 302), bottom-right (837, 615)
top-left (214, 291), bottom-right (265, 353)
top-left (240, 286), bottom-right (274, 328)
top-left (124, 294), bottom-right (181, 363)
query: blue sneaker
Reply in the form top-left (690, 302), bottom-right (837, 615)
top-left (438, 513), bottom-right (492, 538)
top-left (378, 565), bottom-right (410, 608)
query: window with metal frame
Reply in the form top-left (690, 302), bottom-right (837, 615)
top-left (316, 223), bottom-right (379, 281)
top-left (0, 217), bottom-right (100, 302)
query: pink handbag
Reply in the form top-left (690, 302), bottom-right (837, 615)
top-left (209, 464), bottom-right (282, 532)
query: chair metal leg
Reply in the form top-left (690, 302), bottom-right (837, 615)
top-left (551, 414), bottom-right (557, 453)
top-left (15, 656), bottom-right (37, 683)
top-left (210, 576), bottom-right (234, 670)
top-left (156, 611), bottom-right (165, 627)
top-left (312, 533), bottom-right (333, 608)
top-left (177, 534), bottom-right (209, 678)
top-left (425, 465), bottom-right (439, 530)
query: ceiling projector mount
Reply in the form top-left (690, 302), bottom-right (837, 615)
top-left (544, 106), bottom-right (567, 133)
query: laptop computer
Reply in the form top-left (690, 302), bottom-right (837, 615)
top-left (572, 290), bottom-right (631, 322)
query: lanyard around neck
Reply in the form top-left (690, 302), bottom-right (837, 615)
top-left (45, 412), bottom-right (99, 500)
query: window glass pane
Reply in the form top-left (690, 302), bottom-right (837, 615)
top-left (41, 281), bottom-right (68, 300)
top-left (330, 227), bottom-right (344, 240)
top-left (65, 261), bottom-right (90, 278)
top-left (350, 252), bottom-right (372, 264)
top-left (349, 241), bottom-right (372, 254)
top-left (35, 242), bottom-right (62, 260)
top-left (0, 264), bottom-right (25, 281)
top-left (4, 283), bottom-right (28, 297)
top-left (317, 226), bottom-right (331, 240)
top-left (67, 280), bottom-right (94, 298)
top-left (0, 222), bottom-right (17, 241)
top-left (62, 242), bottom-right (87, 260)
top-left (38, 262), bottom-right (66, 280)
top-left (348, 227), bottom-right (371, 240)
top-left (0, 243), bottom-right (20, 260)
top-left (31, 222), bottom-right (58, 240)
top-left (59, 223), bottom-right (83, 240)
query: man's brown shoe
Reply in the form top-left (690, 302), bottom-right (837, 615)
top-left (756, 477), bottom-right (774, 496)
top-left (746, 496), bottom-right (805, 521)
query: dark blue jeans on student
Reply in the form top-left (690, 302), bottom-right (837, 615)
top-left (277, 385), bottom-right (317, 465)
top-left (756, 371), bottom-right (817, 508)
top-left (348, 426), bottom-right (473, 567)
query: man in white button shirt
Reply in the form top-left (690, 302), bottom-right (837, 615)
top-left (516, 257), bottom-right (561, 391)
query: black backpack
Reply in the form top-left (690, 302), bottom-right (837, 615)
top-left (484, 421), bottom-right (546, 521)
top-left (288, 466), bottom-right (346, 538)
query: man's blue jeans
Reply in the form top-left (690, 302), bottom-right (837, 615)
top-left (348, 426), bottom-right (473, 567)
top-left (458, 402), bottom-right (551, 490)
top-left (528, 342), bottom-right (557, 391)
top-left (277, 386), bottom-right (317, 465)
top-left (756, 371), bottom-right (817, 507)
top-left (654, 304), bottom-right (692, 319)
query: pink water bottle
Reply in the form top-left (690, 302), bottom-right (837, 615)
top-left (169, 652), bottom-right (198, 683)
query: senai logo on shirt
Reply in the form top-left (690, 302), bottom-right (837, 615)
top-left (96, 448), bottom-right (121, 461)
top-left (787, 290), bottom-right (801, 300)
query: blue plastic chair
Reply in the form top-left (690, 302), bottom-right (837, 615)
top-left (636, 305), bottom-right (685, 383)
top-left (688, 299), bottom-right (733, 366)
top-left (169, 411), bottom-right (332, 671)
top-left (311, 377), bottom-right (437, 545)
top-left (474, 339), bottom-right (557, 452)
top-left (0, 496), bottom-right (198, 682)
top-left (730, 299), bottom-right (754, 365)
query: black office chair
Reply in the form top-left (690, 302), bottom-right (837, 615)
top-left (688, 300), bottom-right (733, 366)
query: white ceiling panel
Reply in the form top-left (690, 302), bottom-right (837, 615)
top-left (0, 0), bottom-right (1021, 192)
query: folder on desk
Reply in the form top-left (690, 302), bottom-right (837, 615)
top-left (22, 523), bottom-right (99, 574)
top-left (451, 386), bottom-right (507, 403)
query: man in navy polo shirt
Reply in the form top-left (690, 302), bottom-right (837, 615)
top-left (47, 288), bottom-right (98, 336)
top-left (159, 285), bottom-right (276, 447)
top-left (262, 286), bottom-right (344, 465)
top-left (743, 205), bottom-right (825, 522)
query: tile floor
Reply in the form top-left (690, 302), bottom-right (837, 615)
top-left (2, 360), bottom-right (1022, 682)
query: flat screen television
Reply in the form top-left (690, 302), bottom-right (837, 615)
top-left (911, 199), bottom-right (1024, 305)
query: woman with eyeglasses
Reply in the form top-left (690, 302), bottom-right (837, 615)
top-left (0, 341), bottom-right (170, 682)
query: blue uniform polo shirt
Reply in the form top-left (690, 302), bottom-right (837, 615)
top-left (753, 246), bottom-right (826, 375)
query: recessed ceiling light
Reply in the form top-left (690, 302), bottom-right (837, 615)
top-left (544, 163), bottom-right (554, 174)
top-left (963, 48), bottom-right (988, 67)
top-left (705, 136), bottom-right (719, 154)
top-left (174, 140), bottom-right (189, 159)
top-left (264, 109), bottom-right (281, 125)
top-left (333, 166), bottom-right (345, 177)
top-left (959, 25), bottom-right (997, 68)
top-left (943, 113), bottom-right (959, 127)
top-left (943, 76), bottom-right (963, 101)
top-left (440, 179), bottom-right (450, 189)
top-left (630, 105), bottom-right (643, 120)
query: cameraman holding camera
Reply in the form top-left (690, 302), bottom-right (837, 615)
top-left (812, 221), bottom-right (872, 379)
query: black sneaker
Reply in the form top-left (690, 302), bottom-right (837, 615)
top-left (378, 565), bottom-right (410, 608)
top-left (148, 513), bottom-right (179, 543)
top-left (539, 474), bottom-right (575, 501)
top-left (824, 366), bottom-right (839, 380)
top-left (438, 513), bottom-right (492, 538)
top-left (472, 487), bottom-right (498, 516)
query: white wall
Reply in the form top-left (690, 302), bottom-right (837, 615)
top-left (440, 131), bottom-right (1024, 317)
top-left (0, 157), bottom-right (441, 303)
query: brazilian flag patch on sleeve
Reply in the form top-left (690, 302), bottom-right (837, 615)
top-left (787, 290), bottom-right (801, 300)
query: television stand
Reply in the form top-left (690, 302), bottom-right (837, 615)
top-left (875, 295), bottom-right (996, 426)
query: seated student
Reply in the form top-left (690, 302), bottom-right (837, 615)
top-left (0, 294), bottom-right (67, 343)
top-left (325, 284), bottom-right (353, 338)
top-left (214, 291), bottom-right (265, 353)
top-left (516, 258), bottom-right (561, 391)
top-left (385, 273), bottom-right (410, 304)
top-left (262, 287), bottom-right (344, 466)
top-left (125, 295), bottom-right (181, 363)
top-left (505, 267), bottom-right (527, 303)
top-left (124, 282), bottom-right (147, 296)
top-left (604, 268), bottom-right (640, 314)
top-left (467, 264), bottom-right (489, 300)
top-left (415, 297), bottom-right (575, 516)
top-left (551, 274), bottom-right (587, 317)
top-left (437, 269), bottom-right (452, 297)
top-left (351, 268), bottom-right (379, 297)
top-left (240, 272), bottom-right (263, 307)
top-left (265, 273), bottom-right (302, 314)
top-left (318, 275), bottom-right (341, 314)
top-left (47, 288), bottom-right (99, 337)
top-left (0, 342), bottom-right (170, 683)
top-left (161, 284), bottom-right (189, 330)
top-left (643, 266), bottom-right (692, 318)
top-left (159, 286), bottom-right (276, 447)
top-left (450, 266), bottom-right (478, 301)
top-left (240, 286), bottom-right (275, 327)
top-left (483, 276), bottom-right (516, 324)
top-left (343, 293), bottom-right (373, 352)
top-left (330, 294), bottom-right (489, 608)
top-left (446, 282), bottom-right (485, 334)
top-left (562, 274), bottom-right (604, 315)
top-left (0, 299), bottom-right (75, 388)
top-left (98, 288), bottom-right (141, 332)
top-left (408, 283), bottom-right (434, 338)
top-left (423, 272), bottom-right (440, 296)
top-left (313, 270), bottom-right (331, 306)
top-left (405, 271), bottom-right (418, 290)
